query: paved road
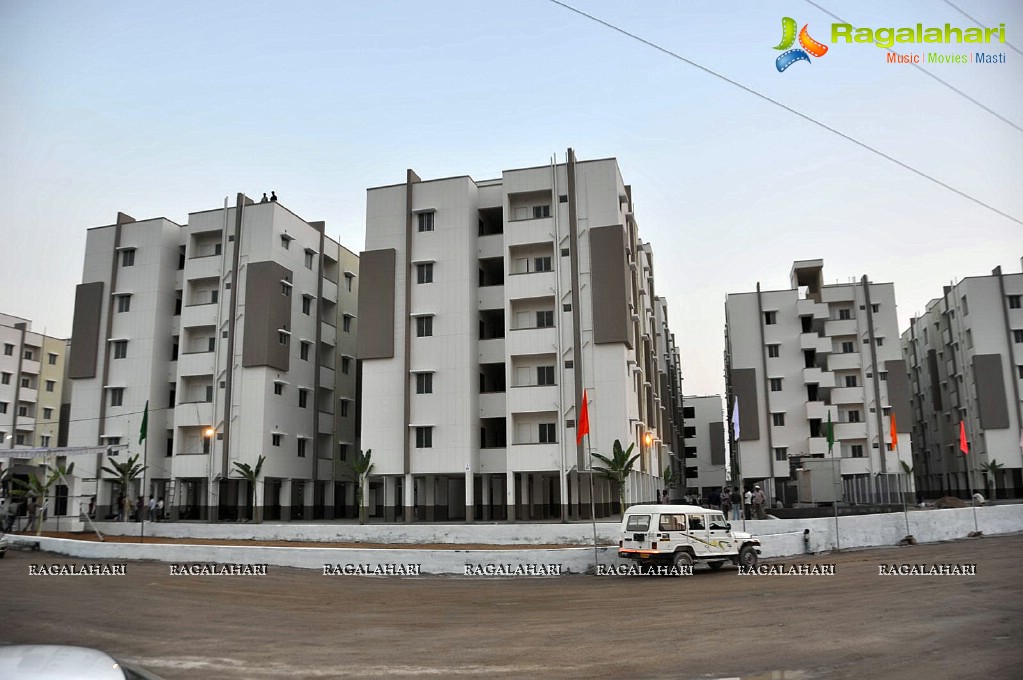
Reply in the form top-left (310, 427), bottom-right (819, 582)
top-left (1, 535), bottom-right (1020, 679)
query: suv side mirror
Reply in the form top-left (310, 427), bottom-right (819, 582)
top-left (726, 523), bottom-right (731, 531)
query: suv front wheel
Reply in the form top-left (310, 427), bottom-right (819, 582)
top-left (737, 545), bottom-right (758, 569)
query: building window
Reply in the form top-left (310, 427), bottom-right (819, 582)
top-left (536, 310), bottom-right (554, 328)
top-left (121, 249), bottom-right (135, 267)
top-left (300, 341), bottom-right (310, 361)
top-left (769, 378), bottom-right (782, 391)
top-left (842, 341), bottom-right (854, 353)
top-left (45, 379), bottom-right (55, 393)
top-left (343, 315), bottom-right (352, 333)
top-left (416, 373), bottom-right (433, 394)
top-left (1009, 295), bottom-right (1021, 309)
top-left (851, 445), bottom-right (864, 458)
top-left (278, 330), bottom-right (290, 346)
top-left (848, 410), bottom-right (861, 423)
top-left (415, 426), bottom-right (433, 448)
top-left (113, 340), bottom-right (127, 359)
top-left (1, 373), bottom-right (9, 385)
top-left (1015, 329), bottom-right (1023, 344)
top-left (564, 360), bottom-right (574, 369)
top-left (0, 402), bottom-right (7, 414)
top-left (342, 357), bottom-right (351, 374)
top-left (109, 387), bottom-right (124, 407)
top-left (879, 371), bottom-right (888, 382)
top-left (845, 375), bottom-right (858, 387)
top-left (774, 447), bottom-right (788, 461)
top-left (272, 433), bottom-right (282, 447)
top-left (418, 212), bottom-right (435, 232)
top-left (871, 303), bottom-right (880, 313)
top-left (20, 377), bottom-right (29, 389)
top-left (838, 309), bottom-right (851, 320)
top-left (767, 344), bottom-right (780, 358)
top-left (561, 247), bottom-right (570, 257)
top-left (341, 400), bottom-right (349, 417)
top-left (281, 281), bottom-right (292, 297)
top-left (536, 366), bottom-right (555, 386)
top-left (416, 263), bottom-right (433, 284)
top-left (533, 205), bottom-right (551, 219)
top-left (416, 316), bottom-right (433, 338)
top-left (2, 343), bottom-right (12, 356)
top-left (274, 382), bottom-right (284, 396)
top-left (48, 352), bottom-right (58, 365)
top-left (299, 390), bottom-right (308, 408)
top-left (683, 406), bottom-right (695, 419)
top-left (764, 311), bottom-right (777, 325)
top-left (562, 303), bottom-right (572, 312)
top-left (302, 295), bottom-right (312, 315)
top-left (339, 443), bottom-right (349, 460)
top-left (15, 434), bottom-right (25, 446)
top-left (960, 296), bottom-right (969, 316)
top-left (304, 250), bottom-right (315, 269)
top-left (281, 234), bottom-right (292, 250)
top-left (344, 273), bottom-right (354, 292)
top-left (534, 256), bottom-right (552, 272)
top-left (876, 337), bottom-right (884, 346)
top-left (772, 413), bottom-right (785, 426)
top-left (23, 349), bottom-right (34, 361)
top-left (43, 407), bottom-right (53, 419)
top-left (298, 438), bottom-right (307, 457)
top-left (539, 423), bottom-right (557, 443)
top-left (117, 295), bottom-right (131, 313)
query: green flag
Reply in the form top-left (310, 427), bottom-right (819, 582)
top-left (826, 411), bottom-right (834, 454)
top-left (139, 400), bottom-right (149, 444)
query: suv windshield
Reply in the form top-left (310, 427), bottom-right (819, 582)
top-left (625, 515), bottom-right (650, 531)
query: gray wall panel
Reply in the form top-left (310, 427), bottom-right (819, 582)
top-left (709, 421), bottom-right (725, 465)
top-left (68, 282), bottom-right (104, 379)
top-left (356, 249), bottom-right (396, 360)
top-left (974, 354), bottom-right (1010, 429)
top-left (589, 225), bottom-right (631, 347)
top-left (242, 261), bottom-right (292, 371)
top-left (884, 359), bottom-right (913, 427)
top-left (731, 367), bottom-right (760, 441)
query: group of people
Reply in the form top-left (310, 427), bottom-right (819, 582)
top-left (114, 494), bottom-right (165, 522)
top-left (658, 485), bottom-right (769, 520)
top-left (260, 191), bottom-right (278, 203)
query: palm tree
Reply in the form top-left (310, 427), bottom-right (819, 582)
top-left (346, 449), bottom-right (373, 525)
top-left (232, 455), bottom-right (266, 523)
top-left (591, 439), bottom-right (641, 515)
top-left (101, 454), bottom-right (147, 523)
top-left (662, 465), bottom-right (677, 491)
top-left (12, 463), bottom-right (72, 535)
top-left (980, 459), bottom-right (1004, 500)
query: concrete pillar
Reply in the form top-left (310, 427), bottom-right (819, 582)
top-left (559, 470), bottom-right (569, 522)
top-left (384, 476), bottom-right (397, 522)
top-left (279, 479), bottom-right (292, 521)
top-left (465, 469), bottom-right (475, 523)
top-left (481, 474), bottom-right (491, 521)
top-left (506, 470), bottom-right (516, 522)
top-left (532, 474), bottom-right (545, 520)
top-left (302, 480), bottom-right (314, 521)
top-left (519, 473), bottom-right (530, 520)
top-left (404, 473), bottom-right (414, 522)
top-left (424, 475), bottom-right (436, 522)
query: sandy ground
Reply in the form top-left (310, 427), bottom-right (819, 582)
top-left (1, 534), bottom-right (1020, 679)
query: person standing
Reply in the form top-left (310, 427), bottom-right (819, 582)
top-left (156, 497), bottom-right (165, 521)
top-left (753, 485), bottom-right (766, 519)
top-left (148, 496), bottom-right (156, 521)
top-left (743, 487), bottom-right (753, 520)
top-left (720, 487), bottom-right (732, 519)
top-left (731, 487), bottom-right (742, 520)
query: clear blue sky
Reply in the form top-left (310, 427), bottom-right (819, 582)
top-left (2, 0), bottom-right (1020, 397)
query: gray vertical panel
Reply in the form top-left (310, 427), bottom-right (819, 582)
top-left (68, 282), bottom-right (104, 379)
top-left (355, 249), bottom-right (396, 360)
top-left (242, 261), bottom-right (292, 371)
top-left (731, 367), bottom-right (760, 440)
top-left (709, 421), bottom-right (725, 465)
top-left (926, 349), bottom-right (943, 411)
top-left (973, 354), bottom-right (1010, 429)
top-left (884, 359), bottom-right (913, 426)
top-left (590, 225), bottom-right (630, 346)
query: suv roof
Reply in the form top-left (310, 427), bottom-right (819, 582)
top-left (623, 504), bottom-right (722, 514)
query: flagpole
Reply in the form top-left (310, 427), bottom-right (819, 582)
top-left (139, 400), bottom-right (149, 544)
top-left (827, 411), bottom-right (840, 551)
top-left (896, 439), bottom-right (910, 538)
top-left (962, 422), bottom-right (979, 533)
top-left (586, 434), bottom-right (599, 572)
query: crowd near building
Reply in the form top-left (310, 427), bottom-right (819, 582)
top-left (2, 153), bottom-right (1021, 528)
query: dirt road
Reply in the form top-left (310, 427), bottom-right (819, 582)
top-left (2, 534), bottom-right (1020, 679)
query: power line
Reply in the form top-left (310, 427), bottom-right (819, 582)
top-left (804, 0), bottom-right (1023, 134)
top-left (943, 0), bottom-right (1023, 57)
top-left (545, 0), bottom-right (1022, 227)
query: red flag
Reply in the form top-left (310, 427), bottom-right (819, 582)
top-left (576, 389), bottom-right (590, 445)
top-left (959, 421), bottom-right (968, 455)
top-left (889, 412), bottom-right (898, 449)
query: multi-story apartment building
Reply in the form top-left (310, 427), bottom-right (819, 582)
top-left (901, 264), bottom-right (1023, 500)
top-left (67, 197), bottom-right (359, 521)
top-left (357, 150), bottom-right (683, 522)
top-left (681, 395), bottom-right (727, 498)
top-left (0, 313), bottom-right (69, 451)
top-left (725, 260), bottom-right (913, 506)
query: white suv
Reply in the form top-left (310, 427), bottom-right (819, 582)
top-left (618, 504), bottom-right (761, 572)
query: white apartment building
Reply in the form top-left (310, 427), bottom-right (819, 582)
top-left (1, 313), bottom-right (69, 451)
top-left (725, 260), bottom-right (913, 506)
top-left (901, 263), bottom-right (1023, 500)
top-left (67, 198), bottom-right (359, 522)
top-left (681, 395), bottom-right (727, 497)
top-left (358, 150), bottom-right (683, 522)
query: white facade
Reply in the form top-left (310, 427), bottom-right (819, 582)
top-left (681, 395), bottom-right (727, 495)
top-left (66, 200), bottom-right (359, 521)
top-left (725, 260), bottom-right (913, 506)
top-left (358, 151), bottom-right (683, 521)
top-left (1, 314), bottom-right (69, 451)
top-left (901, 263), bottom-right (1023, 500)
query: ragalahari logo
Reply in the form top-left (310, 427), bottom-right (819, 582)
top-left (774, 17), bottom-right (828, 72)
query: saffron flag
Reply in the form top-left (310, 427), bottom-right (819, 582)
top-left (731, 396), bottom-right (740, 441)
top-left (959, 421), bottom-right (968, 455)
top-left (826, 411), bottom-right (834, 454)
top-left (890, 412), bottom-right (898, 449)
top-left (576, 390), bottom-right (590, 445)
top-left (139, 400), bottom-right (149, 444)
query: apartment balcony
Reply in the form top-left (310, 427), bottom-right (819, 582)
top-left (478, 285), bottom-right (505, 310)
top-left (19, 358), bottom-right (41, 375)
top-left (506, 327), bottom-right (557, 356)
top-left (478, 233), bottom-right (503, 259)
top-left (318, 412), bottom-right (333, 435)
top-left (177, 350), bottom-right (215, 377)
top-left (479, 392), bottom-right (507, 418)
top-left (504, 216), bottom-right (553, 248)
top-left (834, 422), bottom-right (867, 440)
top-left (796, 299), bottom-right (830, 320)
top-left (480, 447), bottom-right (507, 474)
top-left (820, 287), bottom-right (856, 303)
top-left (507, 385), bottom-right (558, 414)
top-left (824, 319), bottom-right (858, 337)
top-left (181, 302), bottom-right (220, 328)
top-left (184, 254), bottom-right (224, 280)
top-left (799, 333), bottom-right (832, 354)
top-left (479, 338), bottom-right (506, 364)
top-left (18, 387), bottom-right (38, 403)
top-left (320, 321), bottom-right (336, 347)
top-left (808, 436), bottom-right (829, 455)
top-left (806, 401), bottom-right (838, 422)
top-left (507, 442), bottom-right (560, 471)
top-left (830, 386), bottom-right (864, 405)
top-left (506, 270), bottom-right (557, 301)
top-left (828, 352), bottom-right (862, 371)
top-left (174, 403), bottom-right (214, 428)
top-left (321, 278), bottom-right (338, 303)
top-left (803, 367), bottom-right (835, 388)
top-left (942, 328), bottom-right (952, 345)
top-left (320, 364), bottom-right (335, 390)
